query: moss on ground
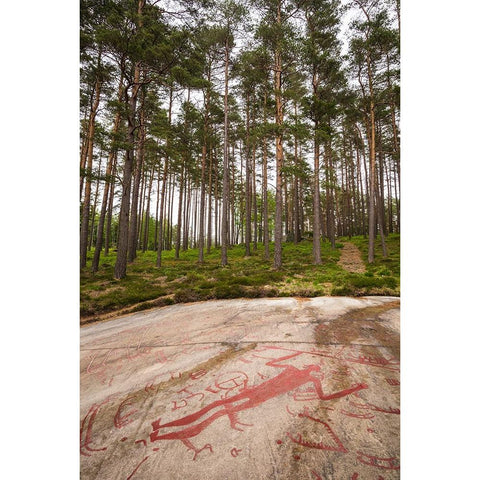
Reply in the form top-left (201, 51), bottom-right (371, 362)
top-left (80, 235), bottom-right (400, 320)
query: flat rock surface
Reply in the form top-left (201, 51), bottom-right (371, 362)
top-left (80, 297), bottom-right (400, 480)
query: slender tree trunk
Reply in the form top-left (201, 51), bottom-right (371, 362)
top-left (155, 156), bottom-right (168, 266)
top-left (252, 141), bottom-right (258, 251)
top-left (88, 153), bottom-right (103, 251)
top-left (80, 74), bottom-right (102, 269)
top-left (312, 119), bottom-right (322, 264)
top-left (245, 92), bottom-right (252, 256)
top-left (367, 77), bottom-right (376, 263)
top-left (183, 177), bottom-right (191, 251)
top-left (127, 83), bottom-right (145, 262)
top-left (105, 154), bottom-right (117, 255)
top-left (168, 172), bottom-right (174, 249)
top-left (154, 170), bottom-right (160, 251)
top-left (230, 142), bottom-right (236, 247)
top-left (142, 164), bottom-right (155, 251)
top-left (262, 92), bottom-right (270, 260)
top-left (293, 101), bottom-right (300, 244)
top-left (114, 0), bottom-right (145, 278)
top-left (175, 164), bottom-right (184, 259)
top-left (273, 5), bottom-right (284, 270)
top-left (207, 145), bottom-right (213, 254)
top-left (114, 73), bottom-right (140, 278)
top-left (92, 80), bottom-right (123, 271)
top-left (198, 84), bottom-right (210, 263)
top-left (221, 36), bottom-right (230, 266)
top-left (214, 155), bottom-right (219, 249)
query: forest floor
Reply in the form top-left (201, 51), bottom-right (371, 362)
top-left (80, 234), bottom-right (400, 325)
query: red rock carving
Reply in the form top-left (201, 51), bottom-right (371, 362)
top-left (287, 413), bottom-right (348, 453)
top-left (126, 456), bottom-right (149, 480)
top-left (80, 399), bottom-right (111, 456)
top-left (343, 352), bottom-right (399, 371)
top-left (190, 369), bottom-right (207, 380)
top-left (340, 409), bottom-right (375, 419)
top-left (114, 397), bottom-right (138, 428)
top-left (230, 447), bottom-right (242, 457)
top-left (172, 386), bottom-right (205, 411)
top-left (350, 400), bottom-right (400, 415)
top-left (356, 451), bottom-right (400, 470)
top-left (386, 378), bottom-right (400, 386)
top-left (149, 352), bottom-right (366, 459)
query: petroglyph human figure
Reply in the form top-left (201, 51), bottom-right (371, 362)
top-left (148, 351), bottom-right (367, 459)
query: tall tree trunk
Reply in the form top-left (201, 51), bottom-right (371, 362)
top-left (154, 170), bottom-right (161, 251)
top-left (155, 155), bottom-right (168, 266)
top-left (273, 4), bottom-right (284, 270)
top-left (88, 154), bottom-right (103, 251)
top-left (127, 82), bottom-right (145, 262)
top-left (293, 101), bottom-right (301, 244)
top-left (262, 92), bottom-right (270, 260)
top-left (252, 141), bottom-right (258, 251)
top-left (221, 35), bottom-right (230, 266)
top-left (312, 118), bottom-right (322, 264)
top-left (198, 83), bottom-right (210, 263)
top-left (207, 145), bottom-right (213, 254)
top-left (367, 70), bottom-right (376, 263)
top-left (175, 164), bottom-right (185, 260)
top-left (245, 92), bottom-right (252, 256)
top-left (183, 176), bottom-right (191, 251)
top-left (142, 164), bottom-right (155, 252)
top-left (230, 142), bottom-right (236, 247)
top-left (92, 78), bottom-right (123, 271)
top-left (326, 139), bottom-right (336, 247)
top-left (104, 154), bottom-right (117, 256)
top-left (80, 75), bottom-right (102, 269)
top-left (114, 0), bottom-right (144, 279)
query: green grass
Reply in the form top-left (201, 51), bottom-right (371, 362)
top-left (80, 235), bottom-right (400, 319)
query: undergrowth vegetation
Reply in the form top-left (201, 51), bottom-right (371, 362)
top-left (80, 234), bottom-right (400, 320)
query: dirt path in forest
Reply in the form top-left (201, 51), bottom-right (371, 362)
top-left (339, 242), bottom-right (366, 273)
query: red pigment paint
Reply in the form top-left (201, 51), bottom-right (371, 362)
top-left (80, 400), bottom-right (110, 457)
top-left (172, 386), bottom-right (205, 411)
top-left (293, 455), bottom-right (301, 461)
top-left (340, 409), bottom-right (375, 419)
top-left (386, 378), bottom-right (400, 386)
top-left (356, 451), bottom-right (400, 470)
top-left (114, 397), bottom-right (138, 429)
top-left (144, 382), bottom-right (156, 394)
top-left (276, 440), bottom-right (283, 445)
top-left (121, 437), bottom-right (128, 442)
top-left (126, 456), bottom-right (149, 480)
top-left (230, 448), bottom-right (242, 457)
top-left (214, 371), bottom-right (249, 391)
top-left (287, 412), bottom-right (348, 453)
top-left (149, 351), bottom-right (366, 457)
top-left (190, 369), bottom-right (207, 380)
top-left (312, 470), bottom-right (323, 480)
top-left (350, 399), bottom-right (400, 415)
top-left (343, 353), bottom-right (399, 371)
